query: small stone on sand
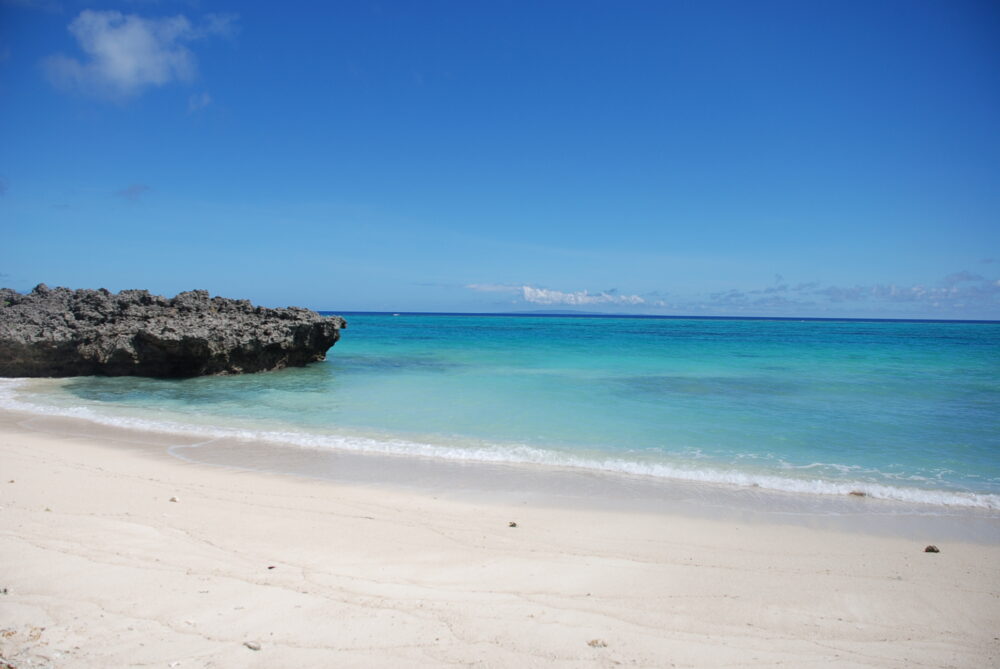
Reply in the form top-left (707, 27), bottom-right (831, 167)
top-left (508, 521), bottom-right (517, 528)
top-left (848, 491), bottom-right (866, 497)
top-left (169, 496), bottom-right (180, 503)
top-left (587, 639), bottom-right (608, 648)
top-left (243, 641), bottom-right (261, 651)
top-left (924, 545), bottom-right (940, 553)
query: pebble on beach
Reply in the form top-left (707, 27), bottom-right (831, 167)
top-left (169, 496), bottom-right (180, 503)
top-left (925, 545), bottom-right (940, 553)
top-left (508, 521), bottom-right (517, 528)
top-left (243, 641), bottom-right (261, 651)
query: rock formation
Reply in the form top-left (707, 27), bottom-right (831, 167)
top-left (0, 284), bottom-right (346, 378)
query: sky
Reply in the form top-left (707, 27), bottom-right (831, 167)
top-left (1, 0), bottom-right (998, 319)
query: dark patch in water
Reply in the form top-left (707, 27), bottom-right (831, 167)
top-left (63, 376), bottom-right (248, 405)
top-left (327, 355), bottom-right (463, 373)
top-left (60, 354), bottom-right (462, 407)
top-left (615, 374), bottom-right (802, 400)
top-left (61, 364), bottom-right (336, 404)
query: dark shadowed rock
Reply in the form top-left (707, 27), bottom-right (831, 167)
top-left (0, 284), bottom-right (346, 378)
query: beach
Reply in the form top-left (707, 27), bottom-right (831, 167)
top-left (6, 0), bottom-right (999, 665)
top-left (2, 408), bottom-right (998, 668)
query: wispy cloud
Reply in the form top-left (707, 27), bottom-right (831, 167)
top-left (43, 10), bottom-right (237, 100)
top-left (704, 272), bottom-right (1000, 314)
top-left (2, 0), bottom-right (63, 13)
top-left (466, 283), bottom-right (519, 293)
top-left (187, 91), bottom-right (211, 111)
top-left (114, 183), bottom-right (150, 201)
top-left (942, 271), bottom-right (985, 287)
top-left (812, 282), bottom-right (988, 305)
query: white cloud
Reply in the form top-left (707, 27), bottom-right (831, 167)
top-left (521, 286), bottom-right (646, 306)
top-left (467, 283), bottom-right (650, 307)
top-left (43, 10), bottom-right (235, 99)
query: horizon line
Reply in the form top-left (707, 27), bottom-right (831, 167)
top-left (317, 310), bottom-right (1000, 325)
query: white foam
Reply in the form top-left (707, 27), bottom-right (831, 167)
top-left (3, 378), bottom-right (998, 511)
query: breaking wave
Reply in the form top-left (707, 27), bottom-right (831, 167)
top-left (3, 378), bottom-right (998, 511)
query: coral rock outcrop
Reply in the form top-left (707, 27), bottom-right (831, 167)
top-left (0, 284), bottom-right (346, 378)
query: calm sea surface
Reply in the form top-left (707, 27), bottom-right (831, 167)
top-left (4, 314), bottom-right (999, 509)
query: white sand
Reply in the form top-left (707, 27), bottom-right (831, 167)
top-left (1, 411), bottom-right (998, 668)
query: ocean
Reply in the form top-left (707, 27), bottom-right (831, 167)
top-left (3, 313), bottom-right (999, 511)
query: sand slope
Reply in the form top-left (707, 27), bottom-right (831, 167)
top-left (1, 416), bottom-right (998, 668)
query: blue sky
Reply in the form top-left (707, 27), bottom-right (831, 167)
top-left (1, 0), bottom-right (998, 318)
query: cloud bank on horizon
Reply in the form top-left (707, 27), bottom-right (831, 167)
top-left (467, 273), bottom-right (1000, 317)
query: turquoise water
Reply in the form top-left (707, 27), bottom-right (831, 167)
top-left (4, 314), bottom-right (1000, 508)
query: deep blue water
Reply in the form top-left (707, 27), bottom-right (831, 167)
top-left (4, 314), bottom-right (999, 508)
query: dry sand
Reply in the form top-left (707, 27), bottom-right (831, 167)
top-left (1, 410), bottom-right (998, 668)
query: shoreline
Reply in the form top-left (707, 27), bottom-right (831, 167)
top-left (6, 404), bottom-right (1000, 545)
top-left (1, 408), bottom-right (999, 666)
top-left (4, 377), bottom-right (998, 519)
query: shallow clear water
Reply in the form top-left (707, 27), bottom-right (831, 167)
top-left (4, 314), bottom-right (1000, 508)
